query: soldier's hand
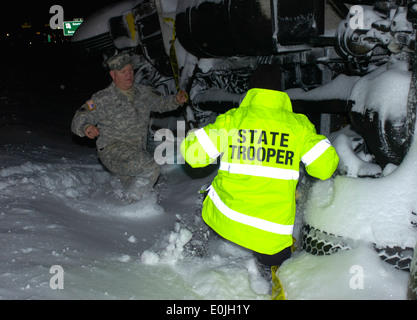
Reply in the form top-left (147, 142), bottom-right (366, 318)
top-left (84, 124), bottom-right (100, 139)
top-left (176, 90), bottom-right (189, 104)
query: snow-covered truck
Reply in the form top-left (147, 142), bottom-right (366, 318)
top-left (71, 0), bottom-right (417, 298)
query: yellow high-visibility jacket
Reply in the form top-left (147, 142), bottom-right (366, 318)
top-left (181, 88), bottom-right (339, 254)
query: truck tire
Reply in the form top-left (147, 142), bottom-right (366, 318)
top-left (302, 223), bottom-right (414, 272)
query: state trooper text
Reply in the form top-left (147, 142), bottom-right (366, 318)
top-left (229, 129), bottom-right (294, 165)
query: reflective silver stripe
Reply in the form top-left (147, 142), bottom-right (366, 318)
top-left (301, 139), bottom-right (331, 166)
top-left (207, 186), bottom-right (294, 235)
top-left (219, 162), bottom-right (299, 180)
top-left (194, 128), bottom-right (221, 159)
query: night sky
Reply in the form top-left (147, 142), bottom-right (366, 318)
top-left (0, 0), bottom-right (119, 32)
top-left (0, 1), bottom-right (121, 128)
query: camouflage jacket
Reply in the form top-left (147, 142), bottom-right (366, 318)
top-left (71, 82), bottom-right (180, 150)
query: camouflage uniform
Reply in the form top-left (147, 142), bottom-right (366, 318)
top-left (71, 81), bottom-right (180, 190)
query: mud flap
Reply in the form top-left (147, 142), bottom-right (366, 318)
top-left (271, 265), bottom-right (286, 300)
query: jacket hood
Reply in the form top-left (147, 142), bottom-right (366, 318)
top-left (240, 88), bottom-right (293, 112)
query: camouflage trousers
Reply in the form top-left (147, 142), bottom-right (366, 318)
top-left (98, 142), bottom-right (160, 188)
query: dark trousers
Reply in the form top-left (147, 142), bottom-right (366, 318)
top-left (253, 247), bottom-right (291, 279)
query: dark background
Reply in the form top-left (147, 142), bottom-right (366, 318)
top-left (0, 1), bottom-right (118, 31)
top-left (0, 1), bottom-right (121, 143)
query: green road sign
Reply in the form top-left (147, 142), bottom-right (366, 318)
top-left (63, 20), bottom-right (83, 36)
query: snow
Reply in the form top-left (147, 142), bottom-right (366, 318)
top-left (278, 245), bottom-right (409, 300)
top-left (331, 126), bottom-right (382, 177)
top-left (304, 128), bottom-right (417, 249)
top-left (287, 74), bottom-right (360, 101)
top-left (302, 58), bottom-right (417, 250)
top-left (1, 34), bottom-right (415, 302)
top-left (1, 88), bottom-right (413, 300)
top-left (349, 57), bottom-right (411, 123)
top-left (0, 110), bottom-right (271, 299)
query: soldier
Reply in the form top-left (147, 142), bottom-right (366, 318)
top-left (71, 52), bottom-right (188, 201)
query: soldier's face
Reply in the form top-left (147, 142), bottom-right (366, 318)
top-left (111, 64), bottom-right (134, 90)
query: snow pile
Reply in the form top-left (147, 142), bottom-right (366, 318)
top-left (0, 145), bottom-right (164, 220)
top-left (278, 245), bottom-right (409, 300)
top-left (0, 123), bottom-right (270, 299)
top-left (140, 220), bottom-right (271, 299)
top-left (141, 222), bottom-right (193, 265)
top-left (349, 57), bottom-right (411, 123)
top-left (304, 139), bottom-right (417, 249)
top-left (301, 58), bottom-right (417, 250)
top-left (331, 126), bottom-right (382, 177)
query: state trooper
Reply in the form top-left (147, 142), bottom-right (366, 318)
top-left (181, 64), bottom-right (339, 296)
top-left (71, 52), bottom-right (188, 201)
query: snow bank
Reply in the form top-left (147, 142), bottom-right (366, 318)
top-left (303, 96), bottom-right (417, 250)
top-left (304, 142), bottom-right (417, 249)
top-left (0, 129), bottom-right (270, 299)
top-left (278, 244), bottom-right (409, 300)
top-left (301, 57), bottom-right (416, 249)
top-left (0, 148), bottom-right (164, 220)
top-left (141, 222), bottom-right (271, 299)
